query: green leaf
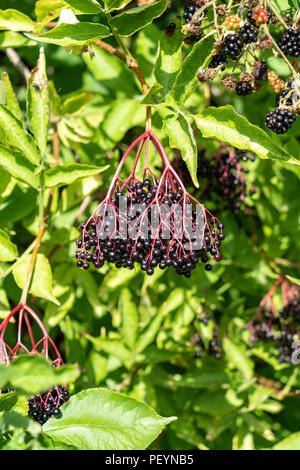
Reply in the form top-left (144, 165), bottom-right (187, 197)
top-left (163, 112), bottom-right (198, 187)
top-left (84, 45), bottom-right (138, 96)
top-left (136, 289), bottom-right (183, 353)
top-left (0, 145), bottom-right (38, 188)
top-left (63, 0), bottom-right (102, 14)
top-left (12, 253), bottom-right (59, 305)
top-left (153, 17), bottom-right (182, 102)
top-left (172, 369), bottom-right (229, 388)
top-left (104, 0), bottom-right (133, 12)
top-left (0, 31), bottom-right (32, 49)
top-left (45, 163), bottom-right (108, 188)
top-left (62, 92), bottom-right (93, 115)
top-left (109, 0), bottom-right (167, 37)
top-left (27, 48), bottom-right (49, 155)
top-left (0, 105), bottom-right (40, 165)
top-left (273, 432), bottom-right (300, 450)
top-left (119, 288), bottom-right (138, 350)
top-left (0, 356), bottom-right (79, 394)
top-left (87, 337), bottom-right (132, 363)
top-left (35, 0), bottom-right (66, 24)
top-left (173, 34), bottom-right (215, 105)
top-left (0, 229), bottom-right (18, 262)
top-left (0, 9), bottom-right (34, 32)
top-left (1, 72), bottom-right (23, 122)
top-left (193, 105), bottom-right (297, 164)
top-left (43, 388), bottom-right (176, 450)
top-left (27, 22), bottom-right (111, 46)
top-left (223, 338), bottom-right (254, 379)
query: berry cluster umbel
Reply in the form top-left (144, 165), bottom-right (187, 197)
top-left (0, 303), bottom-right (68, 424)
top-left (248, 278), bottom-right (300, 364)
top-left (75, 131), bottom-right (225, 277)
top-left (174, 146), bottom-right (256, 216)
top-left (192, 314), bottom-right (222, 360)
top-left (28, 386), bottom-right (69, 424)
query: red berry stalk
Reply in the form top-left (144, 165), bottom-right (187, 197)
top-left (75, 130), bottom-right (225, 277)
top-left (0, 303), bottom-right (69, 424)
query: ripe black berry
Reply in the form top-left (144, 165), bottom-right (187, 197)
top-left (183, 1), bottom-right (203, 23)
top-left (278, 28), bottom-right (300, 57)
top-left (266, 108), bottom-right (297, 134)
top-left (236, 82), bottom-right (253, 96)
top-left (28, 386), bottom-right (69, 425)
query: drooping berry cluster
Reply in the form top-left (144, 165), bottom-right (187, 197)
top-left (192, 315), bottom-right (222, 360)
top-left (174, 146), bottom-right (256, 216)
top-left (278, 28), bottom-right (300, 57)
top-left (183, 1), bottom-right (203, 24)
top-left (28, 386), bottom-right (69, 424)
top-left (0, 303), bottom-right (68, 424)
top-left (75, 131), bottom-right (225, 277)
top-left (248, 278), bottom-right (300, 364)
top-left (265, 108), bottom-right (297, 134)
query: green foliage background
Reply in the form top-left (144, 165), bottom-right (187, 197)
top-left (0, 0), bottom-right (299, 450)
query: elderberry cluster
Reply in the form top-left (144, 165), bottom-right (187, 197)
top-left (75, 179), bottom-right (225, 277)
top-left (251, 298), bottom-right (300, 364)
top-left (28, 386), bottom-right (69, 425)
top-left (183, 1), bottom-right (203, 23)
top-left (175, 148), bottom-right (255, 216)
top-left (278, 28), bottom-right (300, 57)
top-left (193, 329), bottom-right (222, 360)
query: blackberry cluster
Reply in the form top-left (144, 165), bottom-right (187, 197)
top-left (266, 108), bottom-right (297, 134)
top-left (28, 386), bottom-right (69, 425)
top-left (209, 11), bottom-right (263, 69)
top-left (76, 179), bottom-right (225, 277)
top-left (183, 1), bottom-right (203, 23)
top-left (175, 148), bottom-right (255, 216)
top-left (209, 53), bottom-right (227, 69)
top-left (239, 22), bottom-right (258, 44)
top-left (222, 34), bottom-right (244, 60)
top-left (236, 82), bottom-right (253, 96)
top-left (278, 28), bottom-right (300, 57)
top-left (251, 299), bottom-right (300, 364)
top-left (193, 329), bottom-right (222, 360)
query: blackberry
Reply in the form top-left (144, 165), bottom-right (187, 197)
top-left (278, 28), bottom-right (300, 57)
top-left (183, 1), bottom-right (203, 23)
top-left (223, 34), bottom-right (244, 60)
top-left (239, 23), bottom-right (258, 44)
top-left (209, 53), bottom-right (228, 69)
top-left (236, 82), bottom-right (253, 96)
top-left (28, 386), bottom-right (69, 425)
top-left (266, 108), bottom-right (297, 134)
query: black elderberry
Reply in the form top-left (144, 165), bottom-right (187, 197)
top-left (28, 386), bottom-right (69, 424)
